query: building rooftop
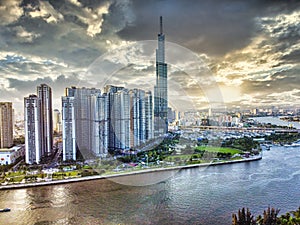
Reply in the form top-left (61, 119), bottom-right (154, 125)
top-left (0, 145), bottom-right (23, 153)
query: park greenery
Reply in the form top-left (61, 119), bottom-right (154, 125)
top-left (265, 132), bottom-right (300, 144)
top-left (0, 133), bottom-right (259, 185)
top-left (232, 206), bottom-right (300, 225)
top-left (3, 129), bottom-right (300, 186)
top-left (116, 133), bottom-right (260, 167)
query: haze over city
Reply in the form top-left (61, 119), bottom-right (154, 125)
top-left (0, 0), bottom-right (300, 114)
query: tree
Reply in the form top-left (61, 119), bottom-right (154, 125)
top-left (260, 207), bottom-right (280, 225)
top-left (233, 206), bottom-right (300, 225)
top-left (232, 208), bottom-right (256, 225)
top-left (291, 207), bottom-right (300, 219)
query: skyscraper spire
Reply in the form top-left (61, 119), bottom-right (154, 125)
top-left (160, 16), bottom-right (163, 34)
top-left (154, 16), bottom-right (168, 137)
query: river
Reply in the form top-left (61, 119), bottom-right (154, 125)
top-left (250, 116), bottom-right (300, 129)
top-left (0, 146), bottom-right (299, 225)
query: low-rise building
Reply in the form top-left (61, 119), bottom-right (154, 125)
top-left (0, 145), bottom-right (25, 165)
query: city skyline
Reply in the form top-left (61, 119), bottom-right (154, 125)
top-left (0, 0), bottom-right (300, 114)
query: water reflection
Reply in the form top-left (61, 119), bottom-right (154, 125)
top-left (24, 186), bottom-right (71, 224)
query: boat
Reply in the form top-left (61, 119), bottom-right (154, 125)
top-left (285, 143), bottom-right (300, 148)
top-left (261, 143), bottom-right (271, 150)
top-left (291, 143), bottom-right (300, 147)
top-left (0, 208), bottom-right (10, 212)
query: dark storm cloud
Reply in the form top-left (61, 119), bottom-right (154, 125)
top-left (241, 66), bottom-right (300, 94)
top-left (6, 74), bottom-right (92, 108)
top-left (281, 49), bottom-right (300, 63)
top-left (0, 0), bottom-right (134, 68)
top-left (8, 74), bottom-right (88, 93)
top-left (117, 0), bottom-right (300, 56)
top-left (15, 22), bottom-right (102, 68)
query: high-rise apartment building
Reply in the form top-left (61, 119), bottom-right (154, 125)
top-left (129, 89), bottom-right (152, 147)
top-left (129, 89), bottom-right (140, 147)
top-left (62, 87), bottom-right (107, 160)
top-left (24, 95), bottom-right (42, 164)
top-left (0, 102), bottom-right (13, 148)
top-left (62, 96), bottom-right (76, 161)
top-left (25, 84), bottom-right (54, 164)
top-left (154, 16), bottom-right (168, 137)
top-left (62, 85), bottom-right (153, 161)
top-left (53, 109), bottom-right (61, 133)
top-left (113, 89), bottom-right (131, 150)
top-left (90, 92), bottom-right (109, 157)
top-left (103, 85), bottom-right (125, 151)
top-left (145, 91), bottom-right (153, 140)
top-left (37, 84), bottom-right (53, 156)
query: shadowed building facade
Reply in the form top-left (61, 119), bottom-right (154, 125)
top-left (24, 95), bottom-right (42, 164)
top-left (37, 84), bottom-right (53, 157)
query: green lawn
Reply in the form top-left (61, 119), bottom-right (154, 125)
top-left (53, 171), bottom-right (79, 178)
top-left (165, 154), bottom-right (192, 161)
top-left (65, 171), bottom-right (79, 176)
top-left (195, 146), bottom-right (242, 155)
top-left (6, 171), bottom-right (25, 177)
top-left (10, 176), bottom-right (24, 182)
top-left (165, 147), bottom-right (242, 162)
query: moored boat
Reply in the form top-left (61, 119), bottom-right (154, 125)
top-left (0, 208), bottom-right (10, 212)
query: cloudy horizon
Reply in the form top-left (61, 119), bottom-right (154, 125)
top-left (1, 0), bottom-right (300, 115)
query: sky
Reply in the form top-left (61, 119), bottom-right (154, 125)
top-left (0, 0), bottom-right (300, 115)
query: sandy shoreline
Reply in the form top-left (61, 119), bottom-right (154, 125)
top-left (0, 156), bottom-right (262, 190)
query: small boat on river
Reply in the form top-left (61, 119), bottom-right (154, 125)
top-left (0, 208), bottom-right (10, 212)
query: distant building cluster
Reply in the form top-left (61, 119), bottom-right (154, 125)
top-left (62, 86), bottom-right (153, 161)
top-left (53, 109), bottom-right (62, 133)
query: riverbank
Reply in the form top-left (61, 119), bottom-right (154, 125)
top-left (0, 155), bottom-right (262, 190)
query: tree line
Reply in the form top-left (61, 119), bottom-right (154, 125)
top-left (232, 206), bottom-right (300, 225)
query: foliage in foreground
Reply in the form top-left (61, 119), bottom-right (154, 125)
top-left (232, 207), bottom-right (300, 225)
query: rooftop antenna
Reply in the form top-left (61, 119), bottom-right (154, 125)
top-left (160, 16), bottom-right (163, 34)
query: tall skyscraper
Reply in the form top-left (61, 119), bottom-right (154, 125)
top-left (24, 95), bottom-right (42, 164)
top-left (37, 84), bottom-right (53, 156)
top-left (154, 16), bottom-right (168, 137)
top-left (0, 102), bottom-right (13, 148)
top-left (62, 96), bottom-right (76, 161)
